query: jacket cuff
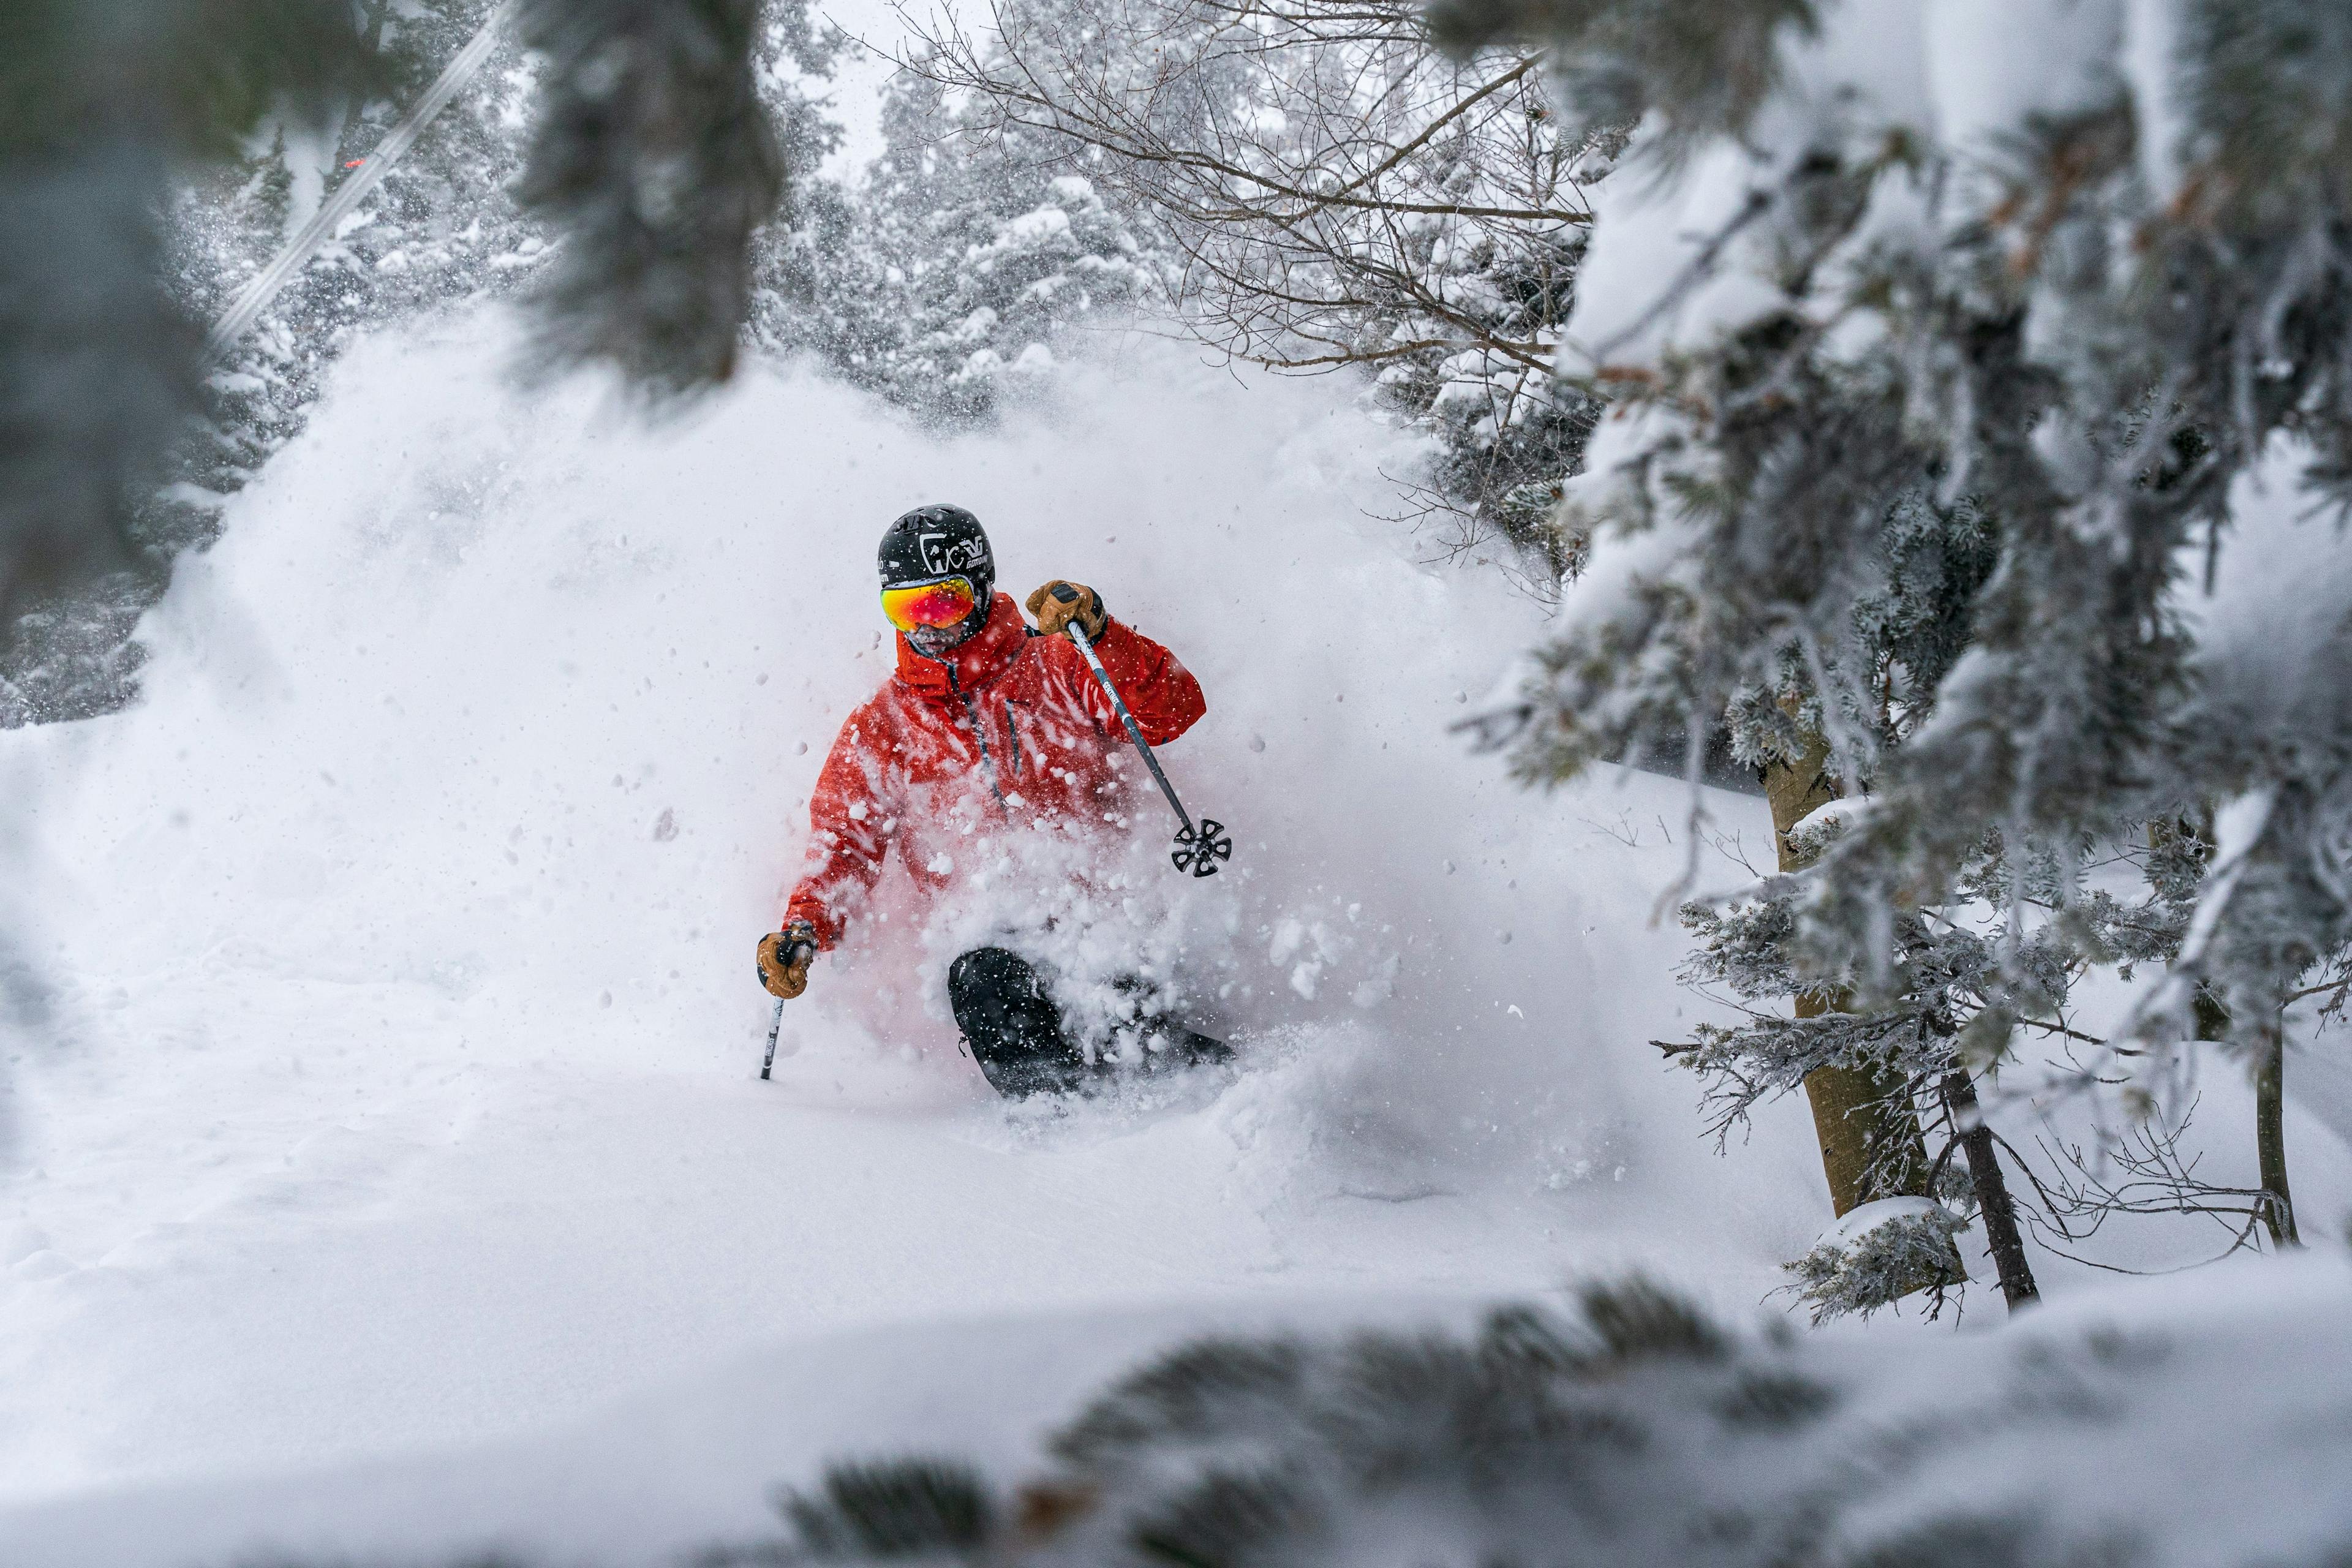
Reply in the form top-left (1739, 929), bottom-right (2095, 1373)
top-left (784, 901), bottom-right (842, 951)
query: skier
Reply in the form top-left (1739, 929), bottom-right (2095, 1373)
top-left (756, 504), bottom-right (1229, 1097)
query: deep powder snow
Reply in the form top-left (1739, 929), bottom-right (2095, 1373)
top-left (0, 320), bottom-right (1835, 1504)
top-left (1, 317), bottom-right (2347, 1567)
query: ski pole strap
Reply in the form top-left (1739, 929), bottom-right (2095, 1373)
top-left (1066, 623), bottom-right (1196, 835)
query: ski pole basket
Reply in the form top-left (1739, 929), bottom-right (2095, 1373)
top-left (1172, 818), bottom-right (1234, 877)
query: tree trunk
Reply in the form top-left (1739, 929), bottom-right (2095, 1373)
top-left (2255, 1016), bottom-right (2300, 1248)
top-left (1763, 730), bottom-right (1932, 1216)
top-left (2192, 981), bottom-right (2299, 1250)
top-left (1940, 1069), bottom-right (2039, 1310)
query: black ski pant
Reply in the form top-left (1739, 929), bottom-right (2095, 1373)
top-left (947, 946), bottom-right (1231, 1099)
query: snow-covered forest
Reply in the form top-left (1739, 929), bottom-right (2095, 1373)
top-left (4, 1), bottom-right (2352, 1562)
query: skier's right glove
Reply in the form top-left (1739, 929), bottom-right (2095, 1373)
top-left (757, 921), bottom-right (820, 1000)
top-left (1027, 580), bottom-right (1107, 641)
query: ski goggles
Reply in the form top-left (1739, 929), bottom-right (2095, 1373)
top-left (880, 574), bottom-right (979, 631)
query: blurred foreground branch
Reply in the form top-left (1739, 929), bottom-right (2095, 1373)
top-left (1, 0), bottom-right (789, 687)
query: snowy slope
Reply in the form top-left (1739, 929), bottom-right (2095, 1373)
top-left (2, 317), bottom-right (2347, 1564)
top-left (0, 319), bottom-right (1838, 1505)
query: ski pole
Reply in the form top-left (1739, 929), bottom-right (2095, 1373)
top-left (760, 998), bottom-right (785, 1081)
top-left (1054, 587), bottom-right (1232, 878)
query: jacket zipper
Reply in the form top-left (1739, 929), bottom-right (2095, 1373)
top-left (941, 660), bottom-right (1008, 805)
top-left (964, 696), bottom-right (1006, 804)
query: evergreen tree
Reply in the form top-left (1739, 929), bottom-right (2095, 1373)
top-left (7, 0), bottom-right (538, 725)
top-left (1427, 0), bottom-right (2352, 1308)
top-left (0, 0), bottom-right (373, 714)
top-left (3, 0), bottom-right (839, 726)
top-left (513, 0), bottom-right (788, 396)
top-left (756, 53), bottom-right (1166, 426)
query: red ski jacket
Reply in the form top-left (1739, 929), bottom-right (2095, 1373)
top-left (785, 592), bottom-right (1206, 950)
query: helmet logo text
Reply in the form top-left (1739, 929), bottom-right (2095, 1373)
top-left (919, 532), bottom-right (989, 576)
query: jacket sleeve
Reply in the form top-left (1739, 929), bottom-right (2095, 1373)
top-left (783, 708), bottom-right (897, 951)
top-left (1069, 616), bottom-right (1205, 745)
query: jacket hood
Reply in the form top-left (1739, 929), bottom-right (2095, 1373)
top-left (894, 591), bottom-right (1028, 697)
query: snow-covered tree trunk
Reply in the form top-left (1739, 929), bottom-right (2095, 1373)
top-left (1763, 726), bottom-right (1928, 1218)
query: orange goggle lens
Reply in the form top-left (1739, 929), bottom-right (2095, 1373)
top-left (881, 575), bottom-right (978, 631)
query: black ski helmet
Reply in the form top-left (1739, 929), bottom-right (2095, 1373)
top-left (878, 504), bottom-right (994, 603)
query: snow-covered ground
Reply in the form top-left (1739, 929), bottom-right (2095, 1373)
top-left (2, 322), bottom-right (2348, 1566)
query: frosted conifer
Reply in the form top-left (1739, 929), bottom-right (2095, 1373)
top-left (1431, 0), bottom-right (2352, 1273)
top-left (757, 44), bottom-right (1166, 426)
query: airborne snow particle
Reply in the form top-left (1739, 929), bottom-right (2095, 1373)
top-left (652, 808), bottom-right (678, 842)
top-left (795, 741), bottom-right (809, 755)
top-left (1497, 930), bottom-right (1512, 944)
top-left (1248, 733), bottom-right (1266, 752)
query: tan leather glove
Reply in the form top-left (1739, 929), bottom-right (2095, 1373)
top-left (1026, 580), bottom-right (1107, 640)
top-left (756, 922), bottom-right (818, 1000)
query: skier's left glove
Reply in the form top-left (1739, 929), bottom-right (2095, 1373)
top-left (757, 921), bottom-right (820, 1000)
top-left (1026, 580), bottom-right (1107, 641)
